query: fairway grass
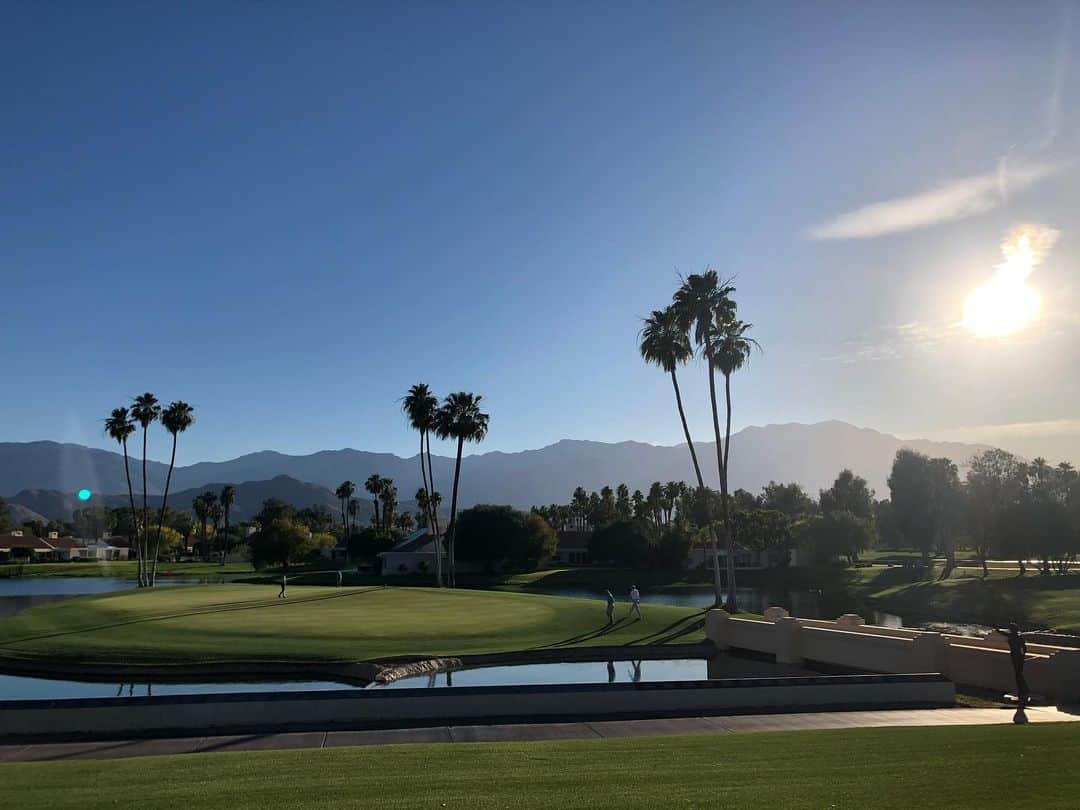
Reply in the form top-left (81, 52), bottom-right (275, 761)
top-left (4, 724), bottom-right (1078, 809)
top-left (0, 585), bottom-right (705, 664)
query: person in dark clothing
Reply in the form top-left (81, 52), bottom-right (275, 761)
top-left (1006, 622), bottom-right (1029, 700)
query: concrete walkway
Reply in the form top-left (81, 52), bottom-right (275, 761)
top-left (0, 705), bottom-right (1076, 763)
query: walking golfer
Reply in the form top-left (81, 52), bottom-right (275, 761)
top-left (628, 585), bottom-right (642, 619)
top-left (278, 572), bottom-right (287, 599)
top-left (604, 589), bottom-right (615, 625)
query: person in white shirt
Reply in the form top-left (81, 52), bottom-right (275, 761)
top-left (628, 586), bottom-right (642, 619)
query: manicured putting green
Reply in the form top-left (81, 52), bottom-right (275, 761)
top-left (3, 724), bottom-right (1078, 809)
top-left (0, 585), bottom-right (705, 663)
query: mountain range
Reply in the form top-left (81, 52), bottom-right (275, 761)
top-left (1, 421), bottom-right (998, 522)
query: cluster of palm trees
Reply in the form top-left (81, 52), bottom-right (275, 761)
top-left (403, 384), bottom-right (489, 587)
top-left (334, 475), bottom-right (411, 538)
top-left (191, 485), bottom-right (235, 561)
top-left (104, 393), bottom-right (195, 587)
top-left (640, 271), bottom-right (759, 610)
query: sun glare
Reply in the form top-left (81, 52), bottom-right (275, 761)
top-left (962, 225), bottom-right (1057, 338)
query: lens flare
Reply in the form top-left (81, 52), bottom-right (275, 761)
top-left (962, 225), bottom-right (1058, 338)
top-left (77, 489), bottom-right (92, 501)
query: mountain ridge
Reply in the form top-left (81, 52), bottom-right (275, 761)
top-left (0, 421), bottom-right (1005, 513)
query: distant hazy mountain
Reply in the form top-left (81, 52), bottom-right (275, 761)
top-left (1, 422), bottom-right (998, 511)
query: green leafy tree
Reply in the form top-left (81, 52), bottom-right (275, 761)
top-left (796, 510), bottom-right (874, 565)
top-left (588, 519), bottom-right (653, 568)
top-left (761, 481), bottom-right (816, 521)
top-left (435, 392), bottom-right (489, 587)
top-left (254, 498), bottom-right (296, 527)
top-left (249, 519), bottom-right (316, 570)
top-left (455, 505), bottom-right (556, 572)
top-left (820, 469), bottom-right (875, 520)
top-left (966, 449), bottom-right (1029, 576)
top-left (0, 497), bottom-right (11, 533)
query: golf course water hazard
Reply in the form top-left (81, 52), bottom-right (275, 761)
top-left (0, 660), bottom-right (711, 701)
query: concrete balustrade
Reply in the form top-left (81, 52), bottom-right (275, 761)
top-left (706, 608), bottom-right (1078, 704)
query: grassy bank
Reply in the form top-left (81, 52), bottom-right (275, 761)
top-left (0, 585), bottom-right (707, 664)
top-left (849, 565), bottom-right (1080, 634)
top-left (0, 561), bottom-right (257, 579)
top-left (4, 724), bottom-right (1078, 809)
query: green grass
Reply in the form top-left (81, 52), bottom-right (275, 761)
top-left (848, 564), bottom-right (1080, 633)
top-left (0, 585), bottom-right (706, 664)
top-left (0, 560), bottom-right (257, 579)
top-left (3, 724), bottom-right (1078, 809)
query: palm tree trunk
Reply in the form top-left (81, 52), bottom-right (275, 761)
top-left (150, 433), bottom-right (178, 587)
top-left (372, 498), bottom-right (380, 532)
top-left (140, 428), bottom-right (150, 588)
top-left (448, 436), bottom-right (464, 588)
top-left (722, 372), bottom-right (738, 612)
top-left (425, 432), bottom-right (443, 586)
top-left (223, 507), bottom-right (230, 564)
top-left (705, 353), bottom-right (731, 608)
top-left (121, 439), bottom-right (141, 587)
top-left (340, 498), bottom-right (347, 541)
top-left (419, 431), bottom-right (440, 586)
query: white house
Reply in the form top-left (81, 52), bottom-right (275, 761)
top-left (378, 528), bottom-right (446, 576)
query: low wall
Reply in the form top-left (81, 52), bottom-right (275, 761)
top-left (0, 675), bottom-right (954, 742)
top-left (707, 609), bottom-right (1080, 704)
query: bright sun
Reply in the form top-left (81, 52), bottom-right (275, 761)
top-left (962, 225), bottom-right (1056, 338)
top-left (962, 274), bottom-right (1040, 337)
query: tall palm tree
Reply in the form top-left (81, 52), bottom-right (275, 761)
top-left (335, 481), bottom-right (356, 539)
top-left (209, 500), bottom-right (224, 561)
top-left (192, 493), bottom-right (211, 559)
top-left (435, 392), bottom-right (490, 587)
top-left (365, 475), bottom-right (384, 531)
top-left (711, 320), bottom-right (760, 482)
top-left (672, 272), bottom-right (740, 610)
top-left (220, 484), bottom-right (236, 561)
top-left (403, 383), bottom-right (442, 585)
top-left (152, 401), bottom-right (195, 586)
top-left (130, 393), bottom-right (161, 587)
top-left (641, 305), bottom-right (724, 603)
top-left (347, 498), bottom-right (358, 536)
top-left (105, 408), bottom-right (141, 585)
top-left (380, 479), bottom-right (398, 532)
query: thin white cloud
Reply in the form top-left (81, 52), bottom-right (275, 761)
top-left (809, 160), bottom-right (1069, 240)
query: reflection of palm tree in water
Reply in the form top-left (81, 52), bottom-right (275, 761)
top-left (628, 660), bottom-right (642, 682)
top-left (607, 660), bottom-right (616, 683)
top-left (426, 673), bottom-right (437, 688)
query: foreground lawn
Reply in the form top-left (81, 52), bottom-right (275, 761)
top-left (849, 565), bottom-right (1080, 633)
top-left (4, 724), bottom-right (1079, 809)
top-left (0, 585), bottom-right (705, 664)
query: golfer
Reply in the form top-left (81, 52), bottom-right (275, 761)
top-left (604, 589), bottom-right (615, 625)
top-left (628, 585), bottom-right (642, 619)
top-left (278, 572), bottom-right (287, 599)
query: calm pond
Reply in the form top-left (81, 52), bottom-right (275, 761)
top-left (0, 655), bottom-right (822, 701)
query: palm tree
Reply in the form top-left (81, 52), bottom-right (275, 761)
top-left (152, 401), bottom-right (194, 586)
top-left (192, 493), bottom-right (211, 559)
top-left (640, 305), bottom-right (726, 601)
top-left (347, 498), bottom-right (358, 536)
top-left (220, 484), bottom-right (236, 562)
top-left (380, 479), bottom-right (398, 534)
top-left (130, 393), bottom-right (161, 587)
top-left (403, 383), bottom-right (442, 585)
top-left (435, 392), bottom-right (490, 587)
top-left (105, 407), bottom-right (141, 585)
top-left (712, 320), bottom-right (760, 482)
top-left (335, 481), bottom-right (356, 539)
top-left (209, 500), bottom-right (224, 561)
top-left (365, 475), bottom-right (384, 530)
top-left (672, 272), bottom-right (739, 609)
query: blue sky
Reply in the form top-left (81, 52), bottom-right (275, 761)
top-left (4, 2), bottom-right (1078, 464)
